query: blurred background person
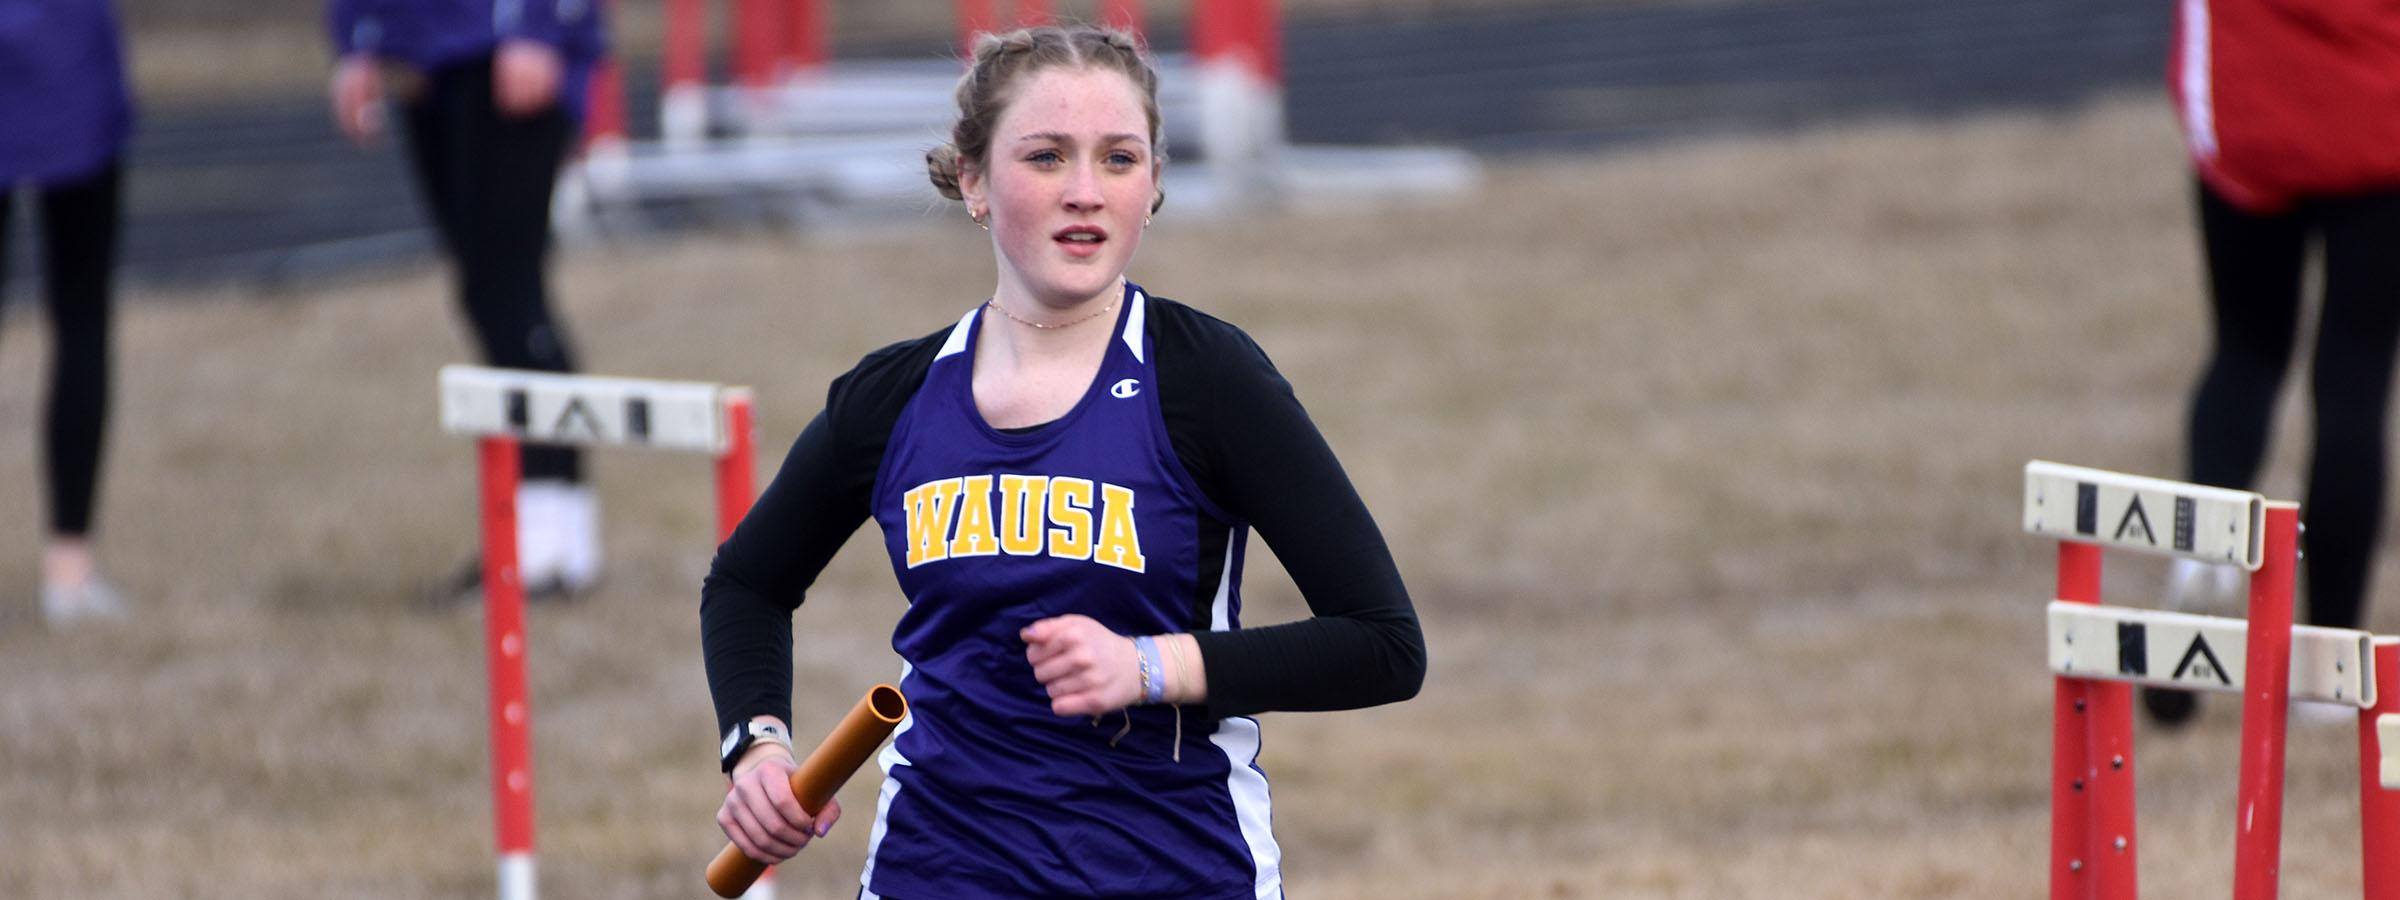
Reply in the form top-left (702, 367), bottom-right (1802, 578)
top-left (2147, 0), bottom-right (2400, 726)
top-left (325, 0), bottom-right (609, 600)
top-left (0, 0), bottom-right (136, 626)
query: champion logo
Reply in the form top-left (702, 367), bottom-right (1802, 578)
top-left (1110, 378), bottom-right (1142, 399)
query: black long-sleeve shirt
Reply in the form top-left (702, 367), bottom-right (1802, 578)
top-left (701, 295), bottom-right (1424, 734)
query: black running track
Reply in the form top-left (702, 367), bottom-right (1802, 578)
top-left (2, 0), bottom-right (2170, 293)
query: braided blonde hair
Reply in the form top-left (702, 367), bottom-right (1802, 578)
top-left (925, 24), bottom-right (1167, 214)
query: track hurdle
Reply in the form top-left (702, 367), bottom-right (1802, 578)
top-left (438, 365), bottom-right (757, 900)
top-left (2023, 460), bottom-right (2400, 900)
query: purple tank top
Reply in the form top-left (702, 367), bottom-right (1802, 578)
top-left (861, 283), bottom-right (1283, 899)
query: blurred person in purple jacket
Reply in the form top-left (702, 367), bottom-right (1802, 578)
top-left (326, 0), bottom-right (609, 600)
top-left (0, 0), bottom-right (135, 626)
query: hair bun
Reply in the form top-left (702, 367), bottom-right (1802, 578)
top-left (924, 144), bottom-right (966, 201)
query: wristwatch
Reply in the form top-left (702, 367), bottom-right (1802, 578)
top-left (719, 720), bottom-right (794, 774)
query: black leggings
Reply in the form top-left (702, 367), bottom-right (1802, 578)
top-left (2185, 178), bottom-right (2400, 629)
top-left (402, 56), bottom-right (582, 482)
top-left (0, 161), bottom-right (120, 537)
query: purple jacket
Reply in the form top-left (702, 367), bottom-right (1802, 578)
top-left (327, 0), bottom-right (607, 116)
top-left (0, 0), bottom-right (133, 186)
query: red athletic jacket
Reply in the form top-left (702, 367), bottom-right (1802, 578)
top-left (2169, 0), bottom-right (2400, 212)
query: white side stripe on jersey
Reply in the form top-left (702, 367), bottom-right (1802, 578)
top-left (1201, 518), bottom-right (1278, 895)
top-left (1211, 716), bottom-right (1284, 899)
top-left (1209, 532), bottom-right (1235, 632)
top-left (935, 308), bottom-right (978, 360)
top-left (1122, 289), bottom-right (1148, 363)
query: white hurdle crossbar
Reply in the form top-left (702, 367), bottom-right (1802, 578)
top-left (2047, 602), bottom-right (2376, 708)
top-left (438, 365), bottom-right (758, 900)
top-left (2024, 460), bottom-right (2265, 570)
top-left (441, 365), bottom-right (736, 454)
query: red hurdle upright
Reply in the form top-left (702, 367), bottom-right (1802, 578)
top-left (477, 437), bottom-right (537, 900)
top-left (2051, 536), bottom-right (2138, 900)
top-left (2366, 638), bottom-right (2400, 900)
top-left (443, 366), bottom-right (758, 900)
top-left (713, 390), bottom-right (755, 544)
top-left (2233, 504), bottom-right (2299, 900)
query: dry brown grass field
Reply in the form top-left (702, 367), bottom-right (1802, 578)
top-left (5, 94), bottom-right (2396, 898)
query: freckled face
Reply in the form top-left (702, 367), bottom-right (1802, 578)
top-left (961, 65), bottom-right (1159, 312)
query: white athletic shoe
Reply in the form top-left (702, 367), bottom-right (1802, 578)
top-left (517, 480), bottom-right (601, 598)
top-left (41, 577), bottom-right (129, 627)
top-left (2165, 558), bottom-right (2247, 618)
top-left (549, 483), bottom-right (602, 596)
top-left (516, 481), bottom-right (563, 593)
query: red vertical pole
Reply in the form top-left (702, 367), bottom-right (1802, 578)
top-left (1099, 0), bottom-right (1144, 37)
top-left (659, 0), bottom-right (711, 144)
top-left (2052, 539), bottom-right (2127, 900)
top-left (959, 0), bottom-right (997, 56)
top-left (2086, 648), bottom-right (2138, 900)
top-left (2362, 638), bottom-right (2399, 900)
top-left (2054, 660), bottom-right (2094, 900)
top-left (735, 0), bottom-right (782, 91)
top-left (783, 0), bottom-right (827, 75)
top-left (1253, 0), bottom-right (1282, 84)
top-left (1013, 0), bottom-right (1052, 26)
top-left (1194, 0), bottom-right (1282, 83)
top-left (665, 0), bottom-right (708, 95)
top-left (479, 437), bottom-right (538, 897)
top-left (715, 390), bottom-right (756, 544)
top-left (581, 0), bottom-right (626, 148)
top-left (584, 59), bottom-right (627, 145)
top-left (2234, 502), bottom-right (2299, 900)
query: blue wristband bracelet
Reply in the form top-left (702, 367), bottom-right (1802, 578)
top-left (1133, 635), bottom-right (1165, 704)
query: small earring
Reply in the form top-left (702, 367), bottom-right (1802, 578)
top-left (970, 209), bottom-right (988, 230)
top-left (1143, 212), bottom-right (1152, 227)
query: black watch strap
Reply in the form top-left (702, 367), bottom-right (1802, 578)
top-left (719, 720), bottom-right (794, 774)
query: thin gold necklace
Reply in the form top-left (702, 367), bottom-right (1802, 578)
top-left (986, 296), bottom-right (1117, 330)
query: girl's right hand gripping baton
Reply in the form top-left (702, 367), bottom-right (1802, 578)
top-left (705, 684), bottom-right (909, 898)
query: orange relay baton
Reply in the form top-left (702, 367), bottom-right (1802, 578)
top-left (706, 684), bottom-right (909, 898)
